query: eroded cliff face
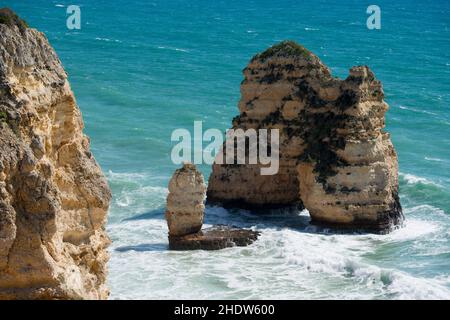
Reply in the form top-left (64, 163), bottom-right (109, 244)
top-left (207, 41), bottom-right (403, 232)
top-left (206, 44), bottom-right (328, 209)
top-left (0, 9), bottom-right (111, 299)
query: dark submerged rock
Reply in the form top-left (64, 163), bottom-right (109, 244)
top-left (168, 225), bottom-right (260, 250)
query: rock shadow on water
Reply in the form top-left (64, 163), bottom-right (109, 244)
top-left (115, 243), bottom-right (168, 252)
top-left (122, 208), bottom-right (165, 221)
top-left (120, 205), bottom-right (374, 239)
top-left (206, 205), bottom-right (395, 236)
top-left (117, 204), bottom-right (385, 255)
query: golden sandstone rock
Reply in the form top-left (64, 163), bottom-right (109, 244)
top-left (166, 163), bottom-right (206, 237)
top-left (0, 9), bottom-right (111, 299)
top-left (207, 41), bottom-right (403, 233)
top-left (165, 164), bottom-right (260, 250)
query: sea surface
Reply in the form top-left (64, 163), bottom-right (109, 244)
top-left (3, 0), bottom-right (450, 299)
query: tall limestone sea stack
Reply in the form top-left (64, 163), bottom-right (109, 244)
top-left (207, 41), bottom-right (403, 233)
top-left (166, 163), bottom-right (206, 237)
top-left (0, 9), bottom-right (111, 299)
top-left (166, 163), bottom-right (259, 250)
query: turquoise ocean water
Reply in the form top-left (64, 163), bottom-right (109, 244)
top-left (3, 0), bottom-right (450, 299)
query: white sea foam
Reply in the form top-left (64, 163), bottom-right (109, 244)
top-left (157, 46), bottom-right (189, 53)
top-left (105, 170), bottom-right (449, 299)
top-left (106, 170), bottom-right (148, 180)
top-left (382, 218), bottom-right (440, 243)
top-left (405, 204), bottom-right (449, 221)
top-left (105, 165), bottom-right (450, 300)
top-left (425, 157), bottom-right (444, 162)
top-left (386, 273), bottom-right (450, 299)
top-left (398, 105), bottom-right (438, 116)
top-left (105, 170), bottom-right (168, 223)
top-left (113, 185), bottom-right (167, 210)
top-left (95, 37), bottom-right (122, 43)
top-left (400, 173), bottom-right (436, 185)
top-left (108, 202), bottom-right (450, 300)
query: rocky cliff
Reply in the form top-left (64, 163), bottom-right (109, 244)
top-left (0, 9), bottom-right (111, 299)
top-left (207, 41), bottom-right (403, 232)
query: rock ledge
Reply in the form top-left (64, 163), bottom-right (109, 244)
top-left (168, 225), bottom-right (260, 250)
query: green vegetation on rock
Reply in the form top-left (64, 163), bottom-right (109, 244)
top-left (0, 111), bottom-right (7, 123)
top-left (252, 40), bottom-right (313, 62)
top-left (0, 8), bottom-right (29, 31)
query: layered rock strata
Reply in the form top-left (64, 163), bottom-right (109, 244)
top-left (0, 9), bottom-right (111, 299)
top-left (207, 41), bottom-right (403, 233)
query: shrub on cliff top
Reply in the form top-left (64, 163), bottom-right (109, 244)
top-left (0, 8), bottom-right (29, 31)
top-left (0, 111), bottom-right (8, 124)
top-left (252, 40), bottom-right (313, 62)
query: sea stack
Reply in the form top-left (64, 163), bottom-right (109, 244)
top-left (166, 164), bottom-right (259, 250)
top-left (207, 41), bottom-right (403, 233)
top-left (166, 163), bottom-right (206, 237)
top-left (0, 9), bottom-right (111, 299)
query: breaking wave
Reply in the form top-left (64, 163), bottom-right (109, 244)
top-left (107, 186), bottom-right (450, 299)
